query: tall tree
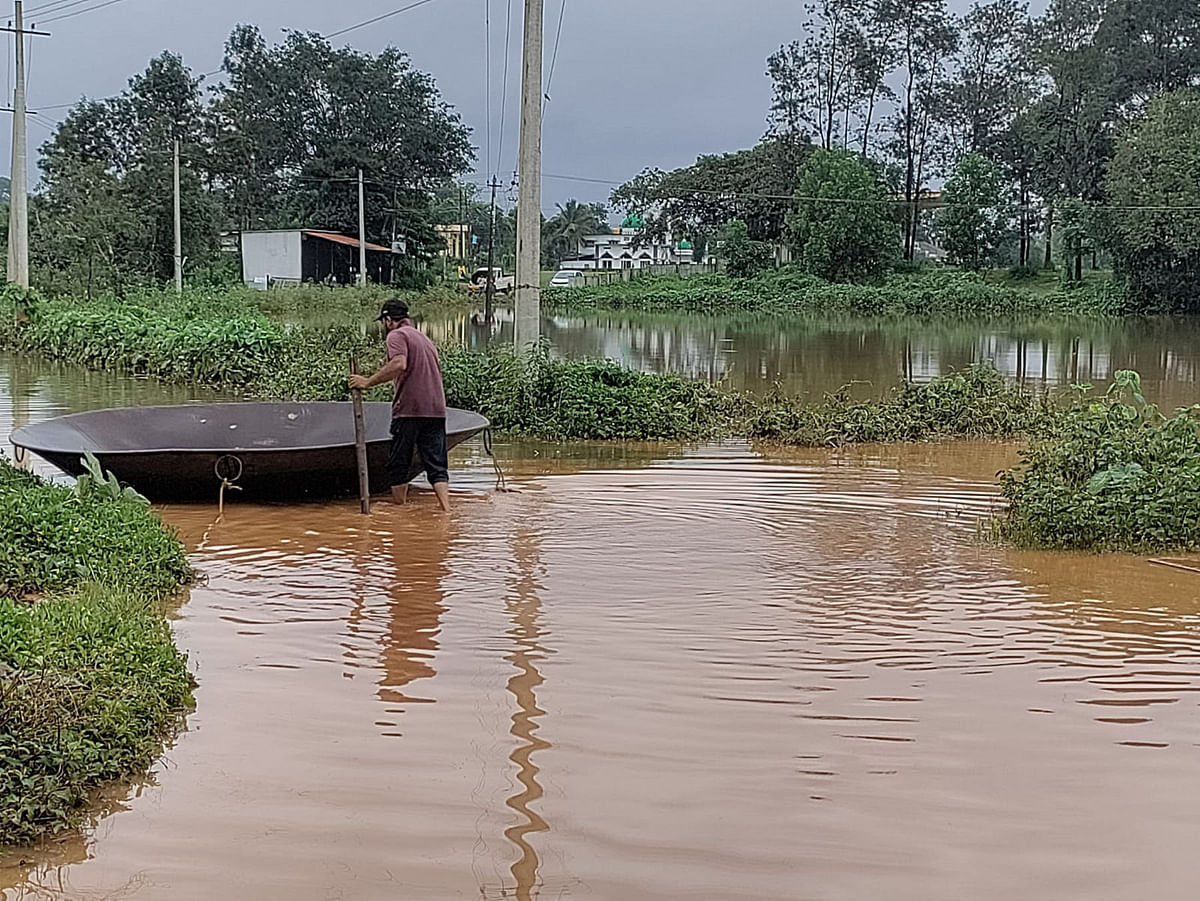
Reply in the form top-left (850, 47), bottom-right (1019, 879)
top-left (1100, 89), bottom-right (1200, 312)
top-left (941, 0), bottom-right (1034, 157)
top-left (38, 54), bottom-right (219, 285)
top-left (768, 0), bottom-right (861, 151)
top-left (886, 0), bottom-right (959, 261)
top-left (937, 152), bottom-right (1012, 270)
top-left (1029, 0), bottom-right (1118, 271)
top-left (788, 148), bottom-right (899, 280)
top-left (1094, 0), bottom-right (1200, 112)
top-left (611, 139), bottom-right (811, 247)
top-left (208, 28), bottom-right (473, 253)
top-left (849, 0), bottom-right (902, 154)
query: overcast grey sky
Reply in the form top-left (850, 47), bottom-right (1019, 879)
top-left (7, 0), bottom-right (1045, 212)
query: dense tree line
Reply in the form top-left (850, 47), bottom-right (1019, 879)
top-left (613, 0), bottom-right (1200, 310)
top-left (30, 27), bottom-right (473, 294)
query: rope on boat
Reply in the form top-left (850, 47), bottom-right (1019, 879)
top-left (215, 455), bottom-right (244, 517)
top-left (482, 428), bottom-right (513, 493)
top-left (13, 444), bottom-right (25, 464)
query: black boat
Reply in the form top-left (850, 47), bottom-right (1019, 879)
top-left (10, 403), bottom-right (490, 502)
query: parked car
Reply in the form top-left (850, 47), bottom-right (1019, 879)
top-left (549, 269), bottom-right (585, 288)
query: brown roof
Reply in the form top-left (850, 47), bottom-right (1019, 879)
top-left (303, 230), bottom-right (393, 254)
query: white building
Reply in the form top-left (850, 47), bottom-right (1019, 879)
top-left (559, 228), bottom-right (697, 271)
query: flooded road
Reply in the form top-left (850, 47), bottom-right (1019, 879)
top-left (5, 352), bottom-right (1200, 899)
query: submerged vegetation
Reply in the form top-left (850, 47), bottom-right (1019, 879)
top-left (996, 372), bottom-right (1200, 553)
top-left (544, 269), bottom-right (1123, 318)
top-left (746, 363), bottom-right (1051, 445)
top-left (0, 460), bottom-right (192, 846)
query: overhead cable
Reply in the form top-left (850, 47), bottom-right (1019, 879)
top-left (39, 0), bottom-right (133, 25)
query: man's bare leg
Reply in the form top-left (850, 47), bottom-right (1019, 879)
top-left (432, 481), bottom-right (451, 513)
top-left (391, 483), bottom-right (410, 505)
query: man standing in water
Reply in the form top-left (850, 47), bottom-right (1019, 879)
top-left (350, 299), bottom-right (451, 512)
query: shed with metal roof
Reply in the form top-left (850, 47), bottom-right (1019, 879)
top-left (240, 229), bottom-right (399, 288)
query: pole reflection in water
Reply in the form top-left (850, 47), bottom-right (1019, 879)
top-left (501, 518), bottom-right (551, 900)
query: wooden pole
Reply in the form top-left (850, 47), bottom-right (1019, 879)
top-left (350, 356), bottom-right (371, 515)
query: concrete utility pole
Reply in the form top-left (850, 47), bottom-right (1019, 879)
top-left (513, 0), bottom-right (543, 350)
top-left (5, 1), bottom-right (39, 289)
top-left (357, 169), bottom-right (368, 287)
top-left (173, 139), bottom-right (183, 294)
top-left (485, 176), bottom-right (499, 330)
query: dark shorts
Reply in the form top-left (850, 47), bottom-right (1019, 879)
top-left (389, 417), bottom-right (449, 486)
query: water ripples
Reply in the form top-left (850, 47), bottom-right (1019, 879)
top-left (6, 420), bottom-right (1200, 896)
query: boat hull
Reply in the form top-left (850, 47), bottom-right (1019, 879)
top-left (11, 403), bottom-right (489, 503)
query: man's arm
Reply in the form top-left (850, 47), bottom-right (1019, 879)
top-left (350, 354), bottom-right (406, 390)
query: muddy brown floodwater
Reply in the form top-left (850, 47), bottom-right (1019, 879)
top-left (5, 353), bottom-right (1200, 900)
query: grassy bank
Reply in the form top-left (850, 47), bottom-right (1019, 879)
top-left (0, 286), bottom-right (1059, 446)
top-left (545, 269), bottom-right (1124, 318)
top-left (0, 460), bottom-right (193, 846)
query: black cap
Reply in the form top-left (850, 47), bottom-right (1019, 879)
top-left (375, 299), bottom-right (410, 322)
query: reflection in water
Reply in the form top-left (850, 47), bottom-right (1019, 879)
top-left (422, 309), bottom-right (1200, 408)
top-left (345, 518), bottom-right (452, 719)
top-left (502, 520), bottom-right (551, 900)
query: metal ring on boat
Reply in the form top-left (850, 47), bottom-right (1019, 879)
top-left (214, 455), bottom-right (244, 484)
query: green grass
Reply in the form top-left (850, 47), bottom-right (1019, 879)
top-left (0, 459), bottom-right (192, 846)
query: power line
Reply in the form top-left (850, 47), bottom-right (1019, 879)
top-left (544, 0), bottom-right (566, 101)
top-left (24, 0), bottom-right (97, 19)
top-left (324, 0), bottom-right (443, 40)
top-left (495, 0), bottom-right (512, 176)
top-left (39, 0), bottom-right (134, 25)
top-left (483, 0), bottom-right (491, 178)
top-left (540, 172), bottom-right (1200, 214)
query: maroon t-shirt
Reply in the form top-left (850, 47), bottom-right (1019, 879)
top-left (385, 323), bottom-right (447, 419)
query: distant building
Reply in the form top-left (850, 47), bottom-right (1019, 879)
top-left (435, 224), bottom-right (472, 259)
top-left (559, 228), bottom-right (697, 271)
top-left (240, 229), bottom-right (399, 287)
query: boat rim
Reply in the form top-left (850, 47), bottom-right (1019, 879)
top-left (9, 402), bottom-right (490, 457)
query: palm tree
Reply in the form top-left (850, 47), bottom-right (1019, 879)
top-left (543, 199), bottom-right (608, 267)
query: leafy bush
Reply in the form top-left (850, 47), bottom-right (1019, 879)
top-left (2, 289), bottom-right (285, 387)
top-left (0, 459), bottom-right (192, 845)
top-left (996, 371), bottom-right (1200, 552)
top-left (720, 219), bottom-right (773, 279)
top-left (441, 346), bottom-right (744, 440)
